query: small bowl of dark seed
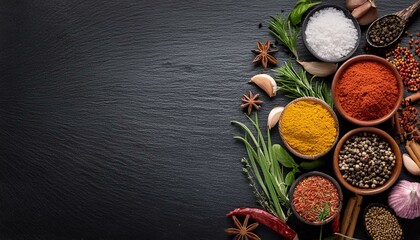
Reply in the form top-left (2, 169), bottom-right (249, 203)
top-left (333, 127), bottom-right (402, 195)
top-left (366, 15), bottom-right (405, 49)
top-left (363, 203), bottom-right (404, 240)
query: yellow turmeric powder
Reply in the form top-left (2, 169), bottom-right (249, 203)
top-left (281, 100), bottom-right (337, 156)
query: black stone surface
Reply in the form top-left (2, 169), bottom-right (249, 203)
top-left (0, 0), bottom-right (419, 239)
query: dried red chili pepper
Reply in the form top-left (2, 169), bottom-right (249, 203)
top-left (226, 207), bottom-right (298, 240)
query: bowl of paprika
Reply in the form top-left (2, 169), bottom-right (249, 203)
top-left (331, 54), bottom-right (404, 126)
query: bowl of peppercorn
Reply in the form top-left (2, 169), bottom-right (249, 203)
top-left (332, 54), bottom-right (404, 126)
top-left (333, 127), bottom-right (402, 195)
top-left (367, 15), bottom-right (405, 49)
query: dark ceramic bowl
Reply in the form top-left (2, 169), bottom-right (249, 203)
top-left (331, 54), bottom-right (404, 126)
top-left (279, 97), bottom-right (339, 160)
top-left (366, 15), bottom-right (405, 49)
top-left (333, 127), bottom-right (402, 195)
top-left (289, 171), bottom-right (343, 226)
top-left (363, 203), bottom-right (404, 240)
top-left (301, 4), bottom-right (361, 63)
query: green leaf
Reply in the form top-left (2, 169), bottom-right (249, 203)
top-left (299, 158), bottom-right (326, 170)
top-left (272, 144), bottom-right (297, 168)
top-left (285, 171), bottom-right (295, 186)
top-left (289, 1), bottom-right (321, 26)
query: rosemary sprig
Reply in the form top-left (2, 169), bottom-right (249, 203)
top-left (273, 60), bottom-right (333, 107)
top-left (268, 14), bottom-right (298, 58)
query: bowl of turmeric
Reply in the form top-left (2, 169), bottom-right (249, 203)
top-left (332, 54), bottom-right (404, 126)
top-left (279, 97), bottom-right (339, 160)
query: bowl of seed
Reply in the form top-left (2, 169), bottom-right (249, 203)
top-left (363, 203), bottom-right (404, 240)
top-left (301, 4), bottom-right (361, 62)
top-left (332, 54), bottom-right (404, 126)
top-left (333, 127), bottom-right (402, 195)
top-left (279, 97), bottom-right (339, 160)
top-left (289, 171), bottom-right (343, 226)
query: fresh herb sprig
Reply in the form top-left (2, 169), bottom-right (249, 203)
top-left (318, 203), bottom-right (330, 240)
top-left (268, 15), bottom-right (298, 58)
top-left (273, 60), bottom-right (333, 107)
top-left (232, 113), bottom-right (326, 221)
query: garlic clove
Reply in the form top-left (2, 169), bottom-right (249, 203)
top-left (352, 1), bottom-right (372, 19)
top-left (403, 153), bottom-right (420, 176)
top-left (297, 60), bottom-right (337, 77)
top-left (267, 106), bottom-right (284, 129)
top-left (346, 0), bottom-right (367, 10)
top-left (249, 74), bottom-right (277, 97)
top-left (355, 2), bottom-right (378, 25)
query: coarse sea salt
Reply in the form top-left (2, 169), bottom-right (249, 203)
top-left (305, 7), bottom-right (358, 62)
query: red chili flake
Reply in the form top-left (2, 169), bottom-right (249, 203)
top-left (292, 176), bottom-right (340, 223)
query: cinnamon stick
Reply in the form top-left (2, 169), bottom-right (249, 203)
top-left (405, 92), bottom-right (420, 103)
top-left (338, 196), bottom-right (356, 240)
top-left (408, 140), bottom-right (420, 168)
top-left (345, 195), bottom-right (363, 238)
top-left (394, 112), bottom-right (404, 143)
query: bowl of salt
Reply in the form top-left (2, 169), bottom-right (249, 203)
top-left (301, 4), bottom-right (361, 63)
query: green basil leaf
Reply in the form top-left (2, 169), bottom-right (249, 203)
top-left (299, 158), bottom-right (326, 170)
top-left (272, 144), bottom-right (297, 168)
top-left (285, 171), bottom-right (295, 186)
top-left (289, 1), bottom-right (321, 26)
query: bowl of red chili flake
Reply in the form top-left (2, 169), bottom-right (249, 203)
top-left (289, 171), bottom-right (343, 226)
top-left (332, 54), bottom-right (403, 126)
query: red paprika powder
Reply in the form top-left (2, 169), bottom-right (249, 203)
top-left (336, 60), bottom-right (399, 121)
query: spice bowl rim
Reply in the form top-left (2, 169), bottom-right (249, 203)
top-left (301, 3), bottom-right (361, 63)
top-left (363, 203), bottom-right (404, 240)
top-left (331, 54), bottom-right (404, 126)
top-left (289, 171), bottom-right (344, 226)
top-left (278, 97), bottom-right (339, 160)
top-left (332, 127), bottom-right (403, 196)
top-left (366, 14), bottom-right (405, 49)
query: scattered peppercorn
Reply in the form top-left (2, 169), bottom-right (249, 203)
top-left (339, 132), bottom-right (395, 189)
top-left (386, 45), bottom-right (420, 92)
top-left (364, 205), bottom-right (403, 240)
top-left (368, 15), bottom-right (403, 47)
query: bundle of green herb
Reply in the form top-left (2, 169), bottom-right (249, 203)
top-left (274, 60), bottom-right (333, 107)
top-left (232, 113), bottom-right (325, 221)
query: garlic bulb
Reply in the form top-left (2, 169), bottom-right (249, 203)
top-left (388, 180), bottom-right (420, 219)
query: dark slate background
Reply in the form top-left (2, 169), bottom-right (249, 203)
top-left (0, 0), bottom-right (419, 239)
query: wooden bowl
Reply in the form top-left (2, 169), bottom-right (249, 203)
top-left (279, 97), bottom-right (339, 160)
top-left (333, 127), bottom-right (402, 195)
top-left (289, 171), bottom-right (343, 226)
top-left (331, 54), bottom-right (404, 126)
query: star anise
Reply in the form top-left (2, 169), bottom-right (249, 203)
top-left (252, 40), bottom-right (278, 69)
top-left (241, 91), bottom-right (263, 115)
top-left (224, 215), bottom-right (260, 240)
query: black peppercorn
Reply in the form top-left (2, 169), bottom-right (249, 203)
top-left (338, 132), bottom-right (395, 189)
top-left (368, 15), bottom-right (404, 47)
